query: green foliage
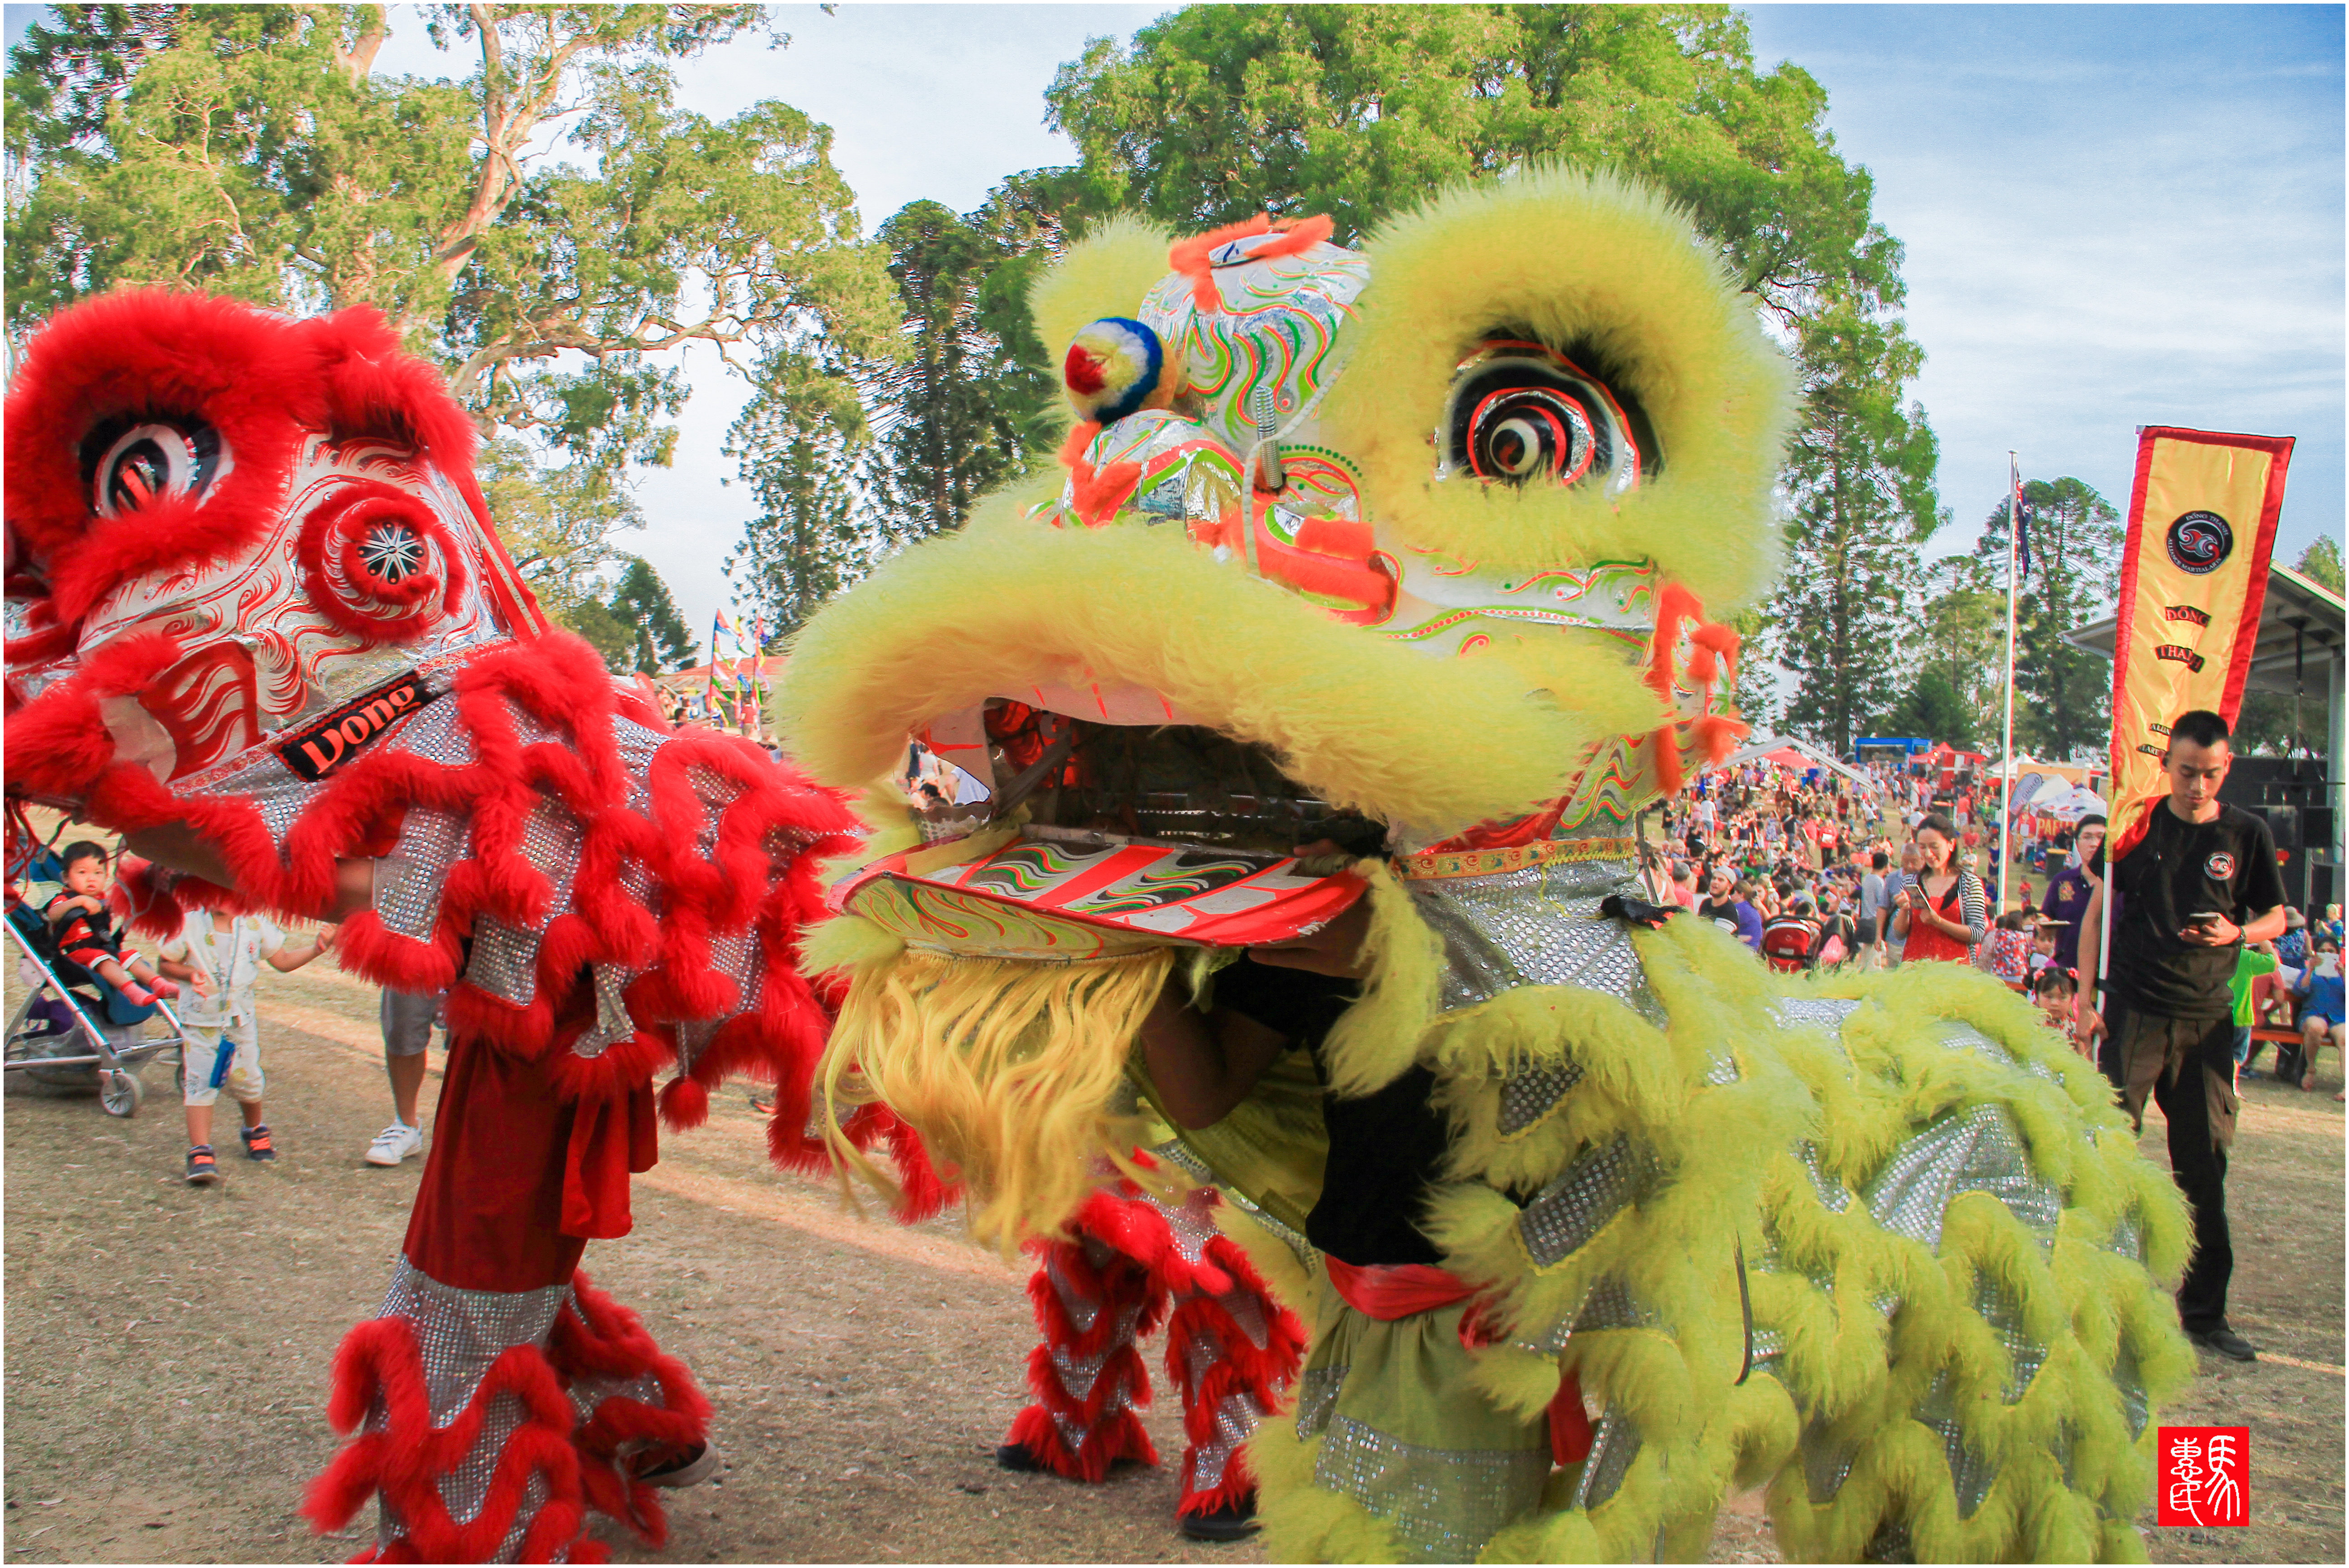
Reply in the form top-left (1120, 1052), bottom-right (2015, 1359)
top-left (561, 597), bottom-right (634, 673)
top-left (608, 556), bottom-right (697, 674)
top-left (5, 2), bottom-right (898, 569)
top-left (472, 435), bottom-right (643, 612)
top-left (726, 184), bottom-right (1067, 631)
top-left (1767, 305), bottom-right (1942, 754)
top-left (722, 350), bottom-right (872, 639)
top-left (554, 555), bottom-right (694, 675)
top-left (1908, 553), bottom-right (2006, 749)
top-left (1043, 3), bottom-right (1904, 320)
top-left (860, 196), bottom-right (1058, 541)
top-left (2232, 538), bottom-right (2344, 756)
top-left (2294, 533), bottom-right (2344, 593)
top-left (1890, 668), bottom-right (1979, 751)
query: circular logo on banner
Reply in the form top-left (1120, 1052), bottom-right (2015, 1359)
top-left (2205, 851), bottom-right (2237, 881)
top-left (2166, 510), bottom-right (2234, 574)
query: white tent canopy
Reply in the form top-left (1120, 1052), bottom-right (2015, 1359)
top-left (1712, 736), bottom-right (1881, 794)
top-left (2024, 783), bottom-right (2107, 823)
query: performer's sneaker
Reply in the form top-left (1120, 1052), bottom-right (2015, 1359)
top-left (633, 1442), bottom-right (722, 1489)
top-left (994, 1442), bottom-right (1048, 1474)
top-left (185, 1146), bottom-right (222, 1186)
top-left (2188, 1326), bottom-right (2257, 1363)
top-left (364, 1120), bottom-right (422, 1167)
top-left (1179, 1496), bottom-right (1261, 1542)
top-left (240, 1124), bottom-right (276, 1162)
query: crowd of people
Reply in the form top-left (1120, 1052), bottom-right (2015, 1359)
top-left (1645, 752), bottom-right (2345, 1087)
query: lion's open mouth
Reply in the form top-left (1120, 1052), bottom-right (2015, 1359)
top-left (916, 698), bottom-right (1389, 860)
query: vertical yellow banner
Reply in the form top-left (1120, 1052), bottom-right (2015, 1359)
top-left (2107, 426), bottom-right (2292, 856)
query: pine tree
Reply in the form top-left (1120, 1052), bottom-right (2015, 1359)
top-left (1769, 305), bottom-right (1942, 755)
top-left (722, 356), bottom-right (875, 638)
top-left (859, 195), bottom-right (1060, 543)
top-left (608, 557), bottom-right (697, 674)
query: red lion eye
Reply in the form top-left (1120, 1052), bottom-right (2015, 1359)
top-left (295, 481), bottom-right (468, 644)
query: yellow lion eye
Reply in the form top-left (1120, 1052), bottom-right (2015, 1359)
top-left (1440, 341), bottom-right (1650, 495)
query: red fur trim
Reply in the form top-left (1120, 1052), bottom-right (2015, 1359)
top-left (550, 1273), bottom-right (713, 1550)
top-left (295, 479), bottom-right (469, 642)
top-left (303, 1314), bottom-right (589, 1563)
top-left (998, 1231), bottom-right (1168, 1477)
top-left (3, 290), bottom-right (320, 628)
top-left (302, 307), bottom-right (479, 476)
top-left (1644, 580), bottom-right (1703, 701)
top-left (307, 1273), bottom-right (707, 1562)
top-left (1178, 1445), bottom-right (1260, 1520)
top-left (1003, 1400), bottom-right (1157, 1482)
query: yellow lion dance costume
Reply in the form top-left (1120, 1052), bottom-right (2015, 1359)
top-left (781, 168), bottom-right (2194, 1562)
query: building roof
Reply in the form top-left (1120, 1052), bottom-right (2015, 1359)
top-left (2064, 562), bottom-right (2346, 695)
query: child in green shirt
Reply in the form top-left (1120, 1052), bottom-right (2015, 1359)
top-left (2229, 942), bottom-right (2280, 1070)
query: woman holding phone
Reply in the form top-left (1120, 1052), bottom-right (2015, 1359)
top-left (1892, 813), bottom-right (1988, 966)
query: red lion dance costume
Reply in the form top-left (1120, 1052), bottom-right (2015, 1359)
top-left (1, 289), bottom-right (1300, 1560)
top-left (0, 291), bottom-right (870, 1561)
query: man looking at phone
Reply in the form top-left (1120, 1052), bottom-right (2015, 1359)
top-left (2076, 710), bottom-right (2284, 1363)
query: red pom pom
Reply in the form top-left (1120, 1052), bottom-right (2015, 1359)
top-left (1063, 344), bottom-right (1108, 397)
top-left (658, 1074), bottom-right (709, 1132)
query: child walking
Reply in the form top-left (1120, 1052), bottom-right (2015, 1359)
top-left (157, 906), bottom-right (331, 1185)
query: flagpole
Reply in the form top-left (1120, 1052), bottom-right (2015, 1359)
top-left (1999, 453), bottom-right (2021, 915)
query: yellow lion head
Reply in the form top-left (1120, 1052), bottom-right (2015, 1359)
top-left (781, 165), bottom-right (1797, 1242)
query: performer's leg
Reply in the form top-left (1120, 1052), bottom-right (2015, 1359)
top-left (305, 1019), bottom-right (708, 1563)
top-left (999, 1232), bottom-right (1163, 1480)
top-left (1163, 1270), bottom-right (1303, 1525)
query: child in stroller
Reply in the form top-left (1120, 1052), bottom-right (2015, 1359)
top-left (40, 841), bottom-right (180, 1010)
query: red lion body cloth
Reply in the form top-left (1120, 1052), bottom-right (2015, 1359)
top-left (1, 292), bottom-right (862, 1560)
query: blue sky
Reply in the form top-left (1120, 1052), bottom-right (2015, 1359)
top-left (7, 3), bottom-right (2340, 649)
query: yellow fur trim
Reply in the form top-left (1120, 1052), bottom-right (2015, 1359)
top-left (1315, 858), bottom-right (1445, 1097)
top-left (795, 914), bottom-right (902, 979)
top-left (1029, 215), bottom-right (1178, 368)
top-left (816, 947), bottom-right (1172, 1250)
top-left (778, 520), bottom-right (1609, 835)
top-left (1325, 164), bottom-right (1798, 611)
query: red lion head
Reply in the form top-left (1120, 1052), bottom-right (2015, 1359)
top-left (4, 290), bottom-right (546, 813)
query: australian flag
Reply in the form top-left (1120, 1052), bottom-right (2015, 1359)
top-left (2012, 495), bottom-right (2034, 582)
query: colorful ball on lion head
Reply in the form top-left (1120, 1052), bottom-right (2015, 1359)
top-left (1, 290), bottom-right (544, 796)
top-left (1060, 316), bottom-right (1171, 426)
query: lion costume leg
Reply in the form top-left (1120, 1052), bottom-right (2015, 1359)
top-left (1001, 1224), bottom-right (1165, 1480)
top-left (1002, 1185), bottom-right (1307, 1523)
top-left (304, 1010), bottom-right (710, 1562)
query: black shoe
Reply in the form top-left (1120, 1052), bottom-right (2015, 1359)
top-left (185, 1146), bottom-right (222, 1186)
top-left (995, 1442), bottom-right (1047, 1473)
top-left (241, 1124), bottom-right (276, 1162)
top-left (633, 1441), bottom-right (721, 1488)
top-left (2188, 1326), bottom-right (2257, 1362)
top-left (1180, 1496), bottom-right (1260, 1543)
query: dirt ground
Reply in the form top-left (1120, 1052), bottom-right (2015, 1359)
top-left (3, 954), bottom-right (2340, 1564)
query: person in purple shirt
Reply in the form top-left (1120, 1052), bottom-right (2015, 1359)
top-left (2039, 812), bottom-right (2105, 972)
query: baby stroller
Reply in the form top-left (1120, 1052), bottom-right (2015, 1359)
top-left (4, 845), bottom-right (191, 1118)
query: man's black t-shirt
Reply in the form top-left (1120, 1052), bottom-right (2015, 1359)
top-left (2103, 802), bottom-right (2286, 1020)
top-left (1211, 955), bottom-right (1448, 1268)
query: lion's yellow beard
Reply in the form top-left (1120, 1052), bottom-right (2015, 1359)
top-left (819, 947), bottom-right (1178, 1251)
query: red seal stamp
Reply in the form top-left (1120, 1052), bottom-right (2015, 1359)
top-left (2157, 1426), bottom-right (2248, 1526)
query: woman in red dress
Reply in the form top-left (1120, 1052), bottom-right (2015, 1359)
top-left (1892, 812), bottom-right (1988, 965)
